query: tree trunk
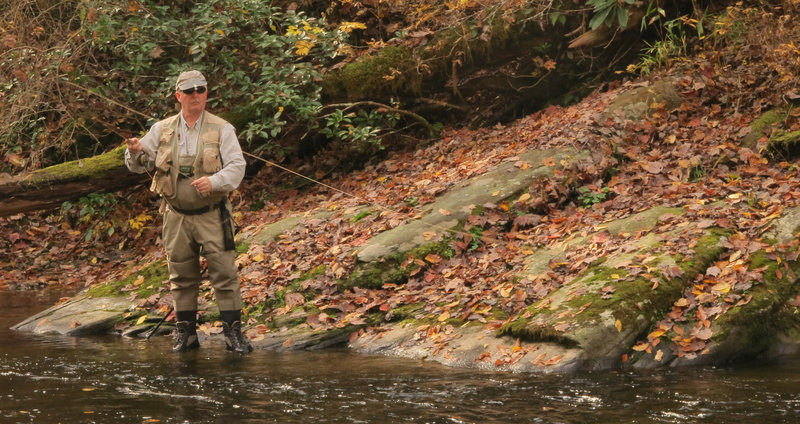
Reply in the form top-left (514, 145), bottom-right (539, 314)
top-left (0, 146), bottom-right (147, 217)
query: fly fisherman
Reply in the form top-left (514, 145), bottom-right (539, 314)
top-left (124, 70), bottom-right (252, 353)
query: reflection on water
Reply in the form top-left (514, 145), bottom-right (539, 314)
top-left (2, 288), bottom-right (800, 423)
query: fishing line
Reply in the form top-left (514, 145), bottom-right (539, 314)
top-left (69, 80), bottom-right (514, 247)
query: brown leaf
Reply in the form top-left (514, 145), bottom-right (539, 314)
top-left (284, 292), bottom-right (305, 309)
top-left (641, 161), bottom-right (664, 174)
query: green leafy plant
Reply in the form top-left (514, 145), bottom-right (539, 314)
top-left (587, 0), bottom-right (636, 30)
top-left (1, 1), bottom-right (398, 173)
top-left (577, 186), bottom-right (611, 207)
top-left (60, 192), bottom-right (119, 241)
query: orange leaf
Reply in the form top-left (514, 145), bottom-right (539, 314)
top-left (425, 253), bottom-right (442, 264)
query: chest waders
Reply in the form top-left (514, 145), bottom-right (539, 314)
top-left (149, 112), bottom-right (251, 353)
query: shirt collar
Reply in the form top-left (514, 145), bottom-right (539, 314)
top-left (180, 111), bottom-right (204, 130)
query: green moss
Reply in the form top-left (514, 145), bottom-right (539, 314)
top-left (235, 242), bottom-right (250, 254)
top-left (499, 317), bottom-right (580, 347)
top-left (87, 261), bottom-right (168, 299)
top-left (680, 229), bottom-right (732, 276)
top-left (741, 108), bottom-right (788, 149)
top-left (350, 210), bottom-right (374, 223)
top-left (339, 239), bottom-right (454, 291)
top-left (323, 45), bottom-right (420, 100)
top-left (297, 264), bottom-right (327, 281)
top-left (23, 145), bottom-right (126, 187)
top-left (500, 228), bottom-right (730, 344)
top-left (713, 250), bottom-right (800, 350)
top-left (385, 302), bottom-right (426, 323)
top-left (767, 129), bottom-right (800, 158)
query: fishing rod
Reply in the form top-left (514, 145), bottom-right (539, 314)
top-left (67, 78), bottom-right (499, 242)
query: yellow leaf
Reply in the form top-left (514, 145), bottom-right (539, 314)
top-left (648, 329), bottom-right (665, 339)
top-left (611, 274), bottom-right (620, 279)
top-left (136, 315), bottom-right (148, 325)
top-left (654, 349), bottom-right (664, 362)
top-left (252, 253), bottom-right (264, 262)
top-left (294, 40), bottom-right (315, 56)
top-left (338, 21), bottom-right (367, 33)
top-left (215, 28), bottom-right (225, 36)
top-left (474, 305), bottom-right (492, 314)
top-left (517, 193), bottom-right (531, 203)
top-left (499, 285), bottom-right (513, 298)
top-left (82, 387), bottom-right (96, 392)
top-left (437, 310), bottom-right (450, 321)
top-left (712, 282), bottom-right (731, 293)
top-left (632, 343), bottom-right (649, 351)
top-left (614, 319), bottom-right (622, 332)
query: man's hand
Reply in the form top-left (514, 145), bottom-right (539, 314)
top-left (125, 137), bottom-right (143, 154)
top-left (191, 176), bottom-right (212, 197)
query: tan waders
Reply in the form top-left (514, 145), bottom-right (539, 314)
top-left (155, 121), bottom-right (249, 353)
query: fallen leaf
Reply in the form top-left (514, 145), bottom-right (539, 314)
top-left (641, 161), bottom-right (664, 174)
top-left (674, 298), bottom-right (690, 307)
top-left (615, 319), bottom-right (622, 332)
top-left (425, 253), bottom-right (442, 264)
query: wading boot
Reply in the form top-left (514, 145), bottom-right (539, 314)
top-left (172, 321), bottom-right (200, 352)
top-left (221, 321), bottom-right (253, 353)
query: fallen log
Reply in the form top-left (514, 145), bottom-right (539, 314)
top-left (0, 145), bottom-right (146, 217)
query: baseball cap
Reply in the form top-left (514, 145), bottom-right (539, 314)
top-left (175, 70), bottom-right (207, 91)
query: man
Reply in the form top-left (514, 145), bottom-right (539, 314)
top-left (124, 70), bottom-right (252, 353)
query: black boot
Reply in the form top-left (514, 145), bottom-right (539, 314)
top-left (172, 321), bottom-right (200, 352)
top-left (221, 321), bottom-right (253, 353)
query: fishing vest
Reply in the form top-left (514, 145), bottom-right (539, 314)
top-left (150, 112), bottom-right (227, 211)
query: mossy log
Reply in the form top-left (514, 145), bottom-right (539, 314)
top-left (0, 145), bottom-right (146, 217)
top-left (321, 5), bottom-right (630, 127)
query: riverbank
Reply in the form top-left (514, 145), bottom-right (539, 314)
top-left (9, 4), bottom-right (800, 373)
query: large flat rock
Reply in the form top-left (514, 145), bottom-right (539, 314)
top-left (11, 294), bottom-right (129, 336)
top-left (357, 147), bottom-right (590, 262)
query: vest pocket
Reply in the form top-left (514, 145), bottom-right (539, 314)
top-left (201, 142), bottom-right (222, 174)
top-left (155, 146), bottom-right (172, 173)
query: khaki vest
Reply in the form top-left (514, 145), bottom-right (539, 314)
top-left (150, 112), bottom-right (227, 211)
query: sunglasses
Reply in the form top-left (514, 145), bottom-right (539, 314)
top-left (181, 86), bottom-right (207, 95)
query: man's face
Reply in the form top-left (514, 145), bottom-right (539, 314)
top-left (175, 86), bottom-right (207, 117)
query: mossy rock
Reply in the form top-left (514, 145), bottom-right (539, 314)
top-left (604, 79), bottom-right (682, 121)
top-left (87, 261), bottom-right (168, 300)
top-left (357, 147), bottom-right (590, 262)
top-left (502, 226), bottom-right (729, 369)
top-left (741, 108), bottom-right (789, 150)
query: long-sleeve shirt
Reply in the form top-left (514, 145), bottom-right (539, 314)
top-left (124, 111), bottom-right (246, 193)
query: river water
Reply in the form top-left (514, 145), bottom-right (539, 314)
top-left (2, 288), bottom-right (800, 424)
